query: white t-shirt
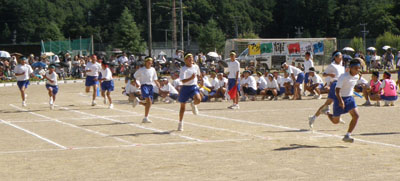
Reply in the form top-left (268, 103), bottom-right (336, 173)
top-left (266, 78), bottom-right (279, 89)
top-left (227, 60), bottom-right (240, 79)
top-left (125, 80), bottom-right (140, 94)
top-left (172, 78), bottom-right (182, 89)
top-left (276, 76), bottom-right (284, 88)
top-left (242, 76), bottom-right (257, 90)
top-left (357, 77), bottom-right (368, 85)
top-left (304, 59), bottom-right (314, 73)
top-left (85, 62), bottom-right (101, 76)
top-left (118, 56), bottom-right (128, 64)
top-left (216, 77), bottom-right (228, 89)
top-left (14, 64), bottom-right (33, 81)
top-left (336, 72), bottom-right (359, 97)
top-left (134, 67), bottom-right (158, 85)
top-left (311, 74), bottom-right (323, 84)
top-left (161, 83), bottom-right (179, 95)
top-left (179, 64), bottom-right (201, 86)
top-left (99, 68), bottom-right (113, 81)
top-left (281, 77), bottom-right (293, 87)
top-left (324, 62), bottom-right (345, 82)
top-left (203, 76), bottom-right (212, 87)
top-left (45, 71), bottom-right (58, 86)
top-left (257, 76), bottom-right (268, 90)
top-left (287, 65), bottom-right (302, 76)
top-left (210, 78), bottom-right (218, 90)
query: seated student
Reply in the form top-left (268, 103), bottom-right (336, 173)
top-left (306, 67), bottom-right (324, 99)
top-left (281, 71), bottom-right (294, 99)
top-left (124, 79), bottom-right (142, 105)
top-left (362, 71), bottom-right (381, 106)
top-left (208, 72), bottom-right (218, 101)
top-left (159, 77), bottom-right (179, 103)
top-left (214, 73), bottom-right (227, 100)
top-left (241, 70), bottom-right (257, 101)
top-left (263, 74), bottom-right (279, 100)
top-left (198, 80), bottom-right (211, 102)
top-left (201, 70), bottom-right (212, 89)
top-left (354, 73), bottom-right (368, 93)
top-left (380, 71), bottom-right (398, 106)
top-left (256, 72), bottom-right (268, 99)
top-left (171, 71), bottom-right (182, 92)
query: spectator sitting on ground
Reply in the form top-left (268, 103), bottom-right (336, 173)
top-left (159, 77), bottom-right (179, 104)
top-left (362, 71), bottom-right (381, 106)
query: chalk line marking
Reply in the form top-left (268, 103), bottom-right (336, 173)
top-left (152, 106), bottom-right (400, 149)
top-left (0, 119), bottom-right (67, 149)
top-left (56, 105), bottom-right (203, 142)
top-left (9, 104), bottom-right (133, 145)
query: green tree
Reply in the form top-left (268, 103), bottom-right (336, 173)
top-left (112, 7), bottom-right (146, 53)
top-left (376, 32), bottom-right (400, 54)
top-left (1, 23), bottom-right (11, 43)
top-left (198, 19), bottom-right (226, 53)
top-left (349, 37), bottom-right (364, 52)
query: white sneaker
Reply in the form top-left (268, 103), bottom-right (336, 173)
top-left (109, 104), bottom-right (114, 109)
top-left (190, 101), bottom-right (198, 115)
top-left (342, 135), bottom-right (354, 143)
top-left (314, 95), bottom-right (322, 99)
top-left (103, 98), bottom-right (107, 104)
top-left (177, 122), bottom-right (183, 131)
top-left (308, 115), bottom-right (316, 128)
top-left (232, 104), bottom-right (240, 109)
top-left (362, 101), bottom-right (371, 106)
top-left (132, 97), bottom-right (140, 108)
top-left (142, 117), bottom-right (152, 123)
top-left (227, 104), bottom-right (235, 109)
top-left (91, 101), bottom-right (97, 106)
top-left (339, 118), bottom-right (345, 124)
top-left (22, 101), bottom-right (26, 107)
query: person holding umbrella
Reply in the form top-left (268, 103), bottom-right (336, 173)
top-left (14, 56), bottom-right (37, 107)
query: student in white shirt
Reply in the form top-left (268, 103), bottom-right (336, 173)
top-left (264, 74), bottom-right (279, 100)
top-left (124, 79), bottom-right (141, 103)
top-left (241, 70), bottom-right (257, 101)
top-left (227, 51), bottom-right (241, 109)
top-left (99, 62), bottom-right (114, 109)
top-left (85, 55), bottom-right (101, 106)
top-left (281, 62), bottom-right (305, 100)
top-left (326, 58), bottom-right (362, 143)
top-left (304, 52), bottom-right (314, 95)
top-left (43, 65), bottom-right (58, 110)
top-left (201, 70), bottom-right (212, 88)
top-left (306, 67), bottom-right (324, 99)
top-left (309, 51), bottom-right (346, 128)
top-left (256, 72), bottom-right (267, 97)
top-left (208, 72), bottom-right (222, 101)
top-left (171, 71), bottom-right (182, 92)
top-left (177, 53), bottom-right (202, 131)
top-left (14, 56), bottom-right (36, 107)
top-left (133, 56), bottom-right (160, 123)
top-left (159, 77), bottom-right (179, 103)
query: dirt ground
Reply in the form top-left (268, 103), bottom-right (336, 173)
top-left (0, 79), bottom-right (400, 180)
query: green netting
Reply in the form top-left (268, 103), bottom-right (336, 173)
top-left (41, 38), bottom-right (93, 56)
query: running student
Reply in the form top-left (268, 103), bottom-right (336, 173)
top-left (326, 58), bottom-right (362, 143)
top-left (177, 53), bottom-right (201, 131)
top-left (307, 67), bottom-right (324, 100)
top-left (133, 56), bottom-right (160, 123)
top-left (281, 62), bottom-right (304, 100)
top-left (308, 51), bottom-right (345, 128)
top-left (380, 71), bottom-right (398, 106)
top-left (43, 65), bottom-right (58, 110)
top-left (85, 55), bottom-right (101, 106)
top-left (14, 56), bottom-right (36, 107)
top-left (99, 61), bottom-right (114, 109)
top-left (227, 51), bottom-right (240, 109)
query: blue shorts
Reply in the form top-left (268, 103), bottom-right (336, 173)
top-left (178, 85), bottom-right (200, 103)
top-left (354, 85), bottom-right (363, 92)
top-left (17, 80), bottom-right (30, 90)
top-left (201, 95), bottom-right (209, 102)
top-left (380, 95), bottom-right (398, 101)
top-left (327, 81), bottom-right (338, 100)
top-left (101, 80), bottom-right (114, 92)
top-left (279, 87), bottom-right (285, 95)
top-left (243, 87), bottom-right (256, 95)
top-left (85, 76), bottom-right (98, 86)
top-left (209, 90), bottom-right (217, 97)
top-left (296, 72), bottom-right (305, 84)
top-left (169, 93), bottom-right (179, 100)
top-left (304, 73), bottom-right (310, 83)
top-left (313, 83), bottom-right (324, 90)
top-left (333, 96), bottom-right (357, 117)
top-left (141, 84), bottom-right (154, 99)
top-left (228, 78), bottom-right (240, 91)
top-left (45, 84), bottom-right (59, 95)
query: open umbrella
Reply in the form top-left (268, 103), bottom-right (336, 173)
top-left (112, 48), bottom-right (123, 54)
top-left (158, 51), bottom-right (167, 56)
top-left (32, 61), bottom-right (47, 68)
top-left (41, 52), bottom-right (54, 57)
top-left (342, 47), bottom-right (355, 52)
top-left (0, 51), bottom-right (10, 58)
top-left (382, 46), bottom-right (391, 50)
top-left (367, 47), bottom-right (376, 51)
top-left (207, 52), bottom-right (219, 58)
top-left (11, 52), bottom-right (23, 57)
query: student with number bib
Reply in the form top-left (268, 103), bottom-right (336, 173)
top-left (380, 71), bottom-right (398, 106)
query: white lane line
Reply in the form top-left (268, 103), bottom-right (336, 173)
top-left (0, 139), bottom-right (249, 155)
top-left (1, 120), bottom-right (54, 123)
top-left (0, 119), bottom-right (67, 149)
top-left (56, 105), bottom-right (203, 142)
top-left (9, 104), bottom-right (133, 145)
top-left (109, 105), bottom-right (270, 140)
top-left (152, 107), bottom-right (400, 149)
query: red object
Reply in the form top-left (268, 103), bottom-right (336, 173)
top-left (288, 43), bottom-right (300, 54)
top-left (228, 85), bottom-right (238, 99)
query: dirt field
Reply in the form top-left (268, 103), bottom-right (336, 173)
top-left (1, 80), bottom-right (400, 180)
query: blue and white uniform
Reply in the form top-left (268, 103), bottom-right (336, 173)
top-left (324, 61), bottom-right (345, 100)
top-left (333, 72), bottom-right (359, 117)
top-left (304, 59), bottom-right (314, 83)
top-left (310, 73), bottom-right (324, 89)
top-left (45, 71), bottom-right (59, 95)
top-left (85, 61), bottom-right (101, 86)
top-left (134, 67), bottom-right (158, 99)
top-left (178, 64), bottom-right (201, 103)
top-left (287, 65), bottom-right (304, 84)
top-left (227, 60), bottom-right (240, 91)
top-left (99, 67), bottom-right (114, 91)
top-left (14, 64), bottom-right (33, 89)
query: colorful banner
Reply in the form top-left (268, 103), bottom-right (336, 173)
top-left (248, 43), bottom-right (261, 56)
top-left (287, 43), bottom-right (300, 54)
top-left (273, 42), bottom-right (287, 54)
top-left (300, 42), bottom-right (313, 54)
top-left (313, 41), bottom-right (324, 55)
top-left (261, 43), bottom-right (273, 54)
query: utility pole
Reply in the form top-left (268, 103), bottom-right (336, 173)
top-left (233, 16), bottom-right (239, 38)
top-left (180, 0), bottom-right (184, 51)
top-left (295, 26), bottom-right (304, 38)
top-left (147, 0), bottom-right (152, 57)
top-left (172, 0), bottom-right (177, 50)
top-left (187, 21), bottom-right (190, 46)
top-left (360, 23), bottom-right (369, 53)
